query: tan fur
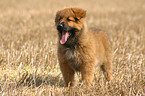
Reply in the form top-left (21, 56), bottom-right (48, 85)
top-left (55, 8), bottom-right (113, 87)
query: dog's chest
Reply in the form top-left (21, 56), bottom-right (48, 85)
top-left (65, 48), bottom-right (82, 71)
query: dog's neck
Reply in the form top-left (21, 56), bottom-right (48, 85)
top-left (64, 42), bottom-right (78, 50)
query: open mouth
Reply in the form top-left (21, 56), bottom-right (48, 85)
top-left (60, 31), bottom-right (70, 44)
top-left (57, 23), bottom-right (78, 45)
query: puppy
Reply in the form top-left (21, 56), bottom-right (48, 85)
top-left (55, 8), bottom-right (113, 87)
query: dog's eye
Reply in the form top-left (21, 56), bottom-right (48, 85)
top-left (67, 18), bottom-right (72, 22)
top-left (74, 17), bottom-right (79, 21)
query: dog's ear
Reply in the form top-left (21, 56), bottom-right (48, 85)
top-left (71, 8), bottom-right (86, 19)
top-left (55, 11), bottom-right (61, 24)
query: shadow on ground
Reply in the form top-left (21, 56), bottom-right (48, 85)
top-left (17, 71), bottom-right (64, 88)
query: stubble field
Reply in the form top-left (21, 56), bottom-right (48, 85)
top-left (0, 0), bottom-right (144, 95)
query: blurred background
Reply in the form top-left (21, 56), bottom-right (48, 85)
top-left (0, 0), bottom-right (144, 95)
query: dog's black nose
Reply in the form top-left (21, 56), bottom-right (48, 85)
top-left (57, 22), bottom-right (65, 31)
top-left (57, 23), bottom-right (63, 28)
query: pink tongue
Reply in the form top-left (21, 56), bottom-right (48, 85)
top-left (60, 31), bottom-right (69, 44)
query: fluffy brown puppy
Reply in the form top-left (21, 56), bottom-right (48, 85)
top-left (55, 8), bottom-right (113, 87)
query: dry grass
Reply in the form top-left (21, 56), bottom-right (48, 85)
top-left (0, 0), bottom-right (145, 95)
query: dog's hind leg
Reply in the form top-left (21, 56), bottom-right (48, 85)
top-left (101, 60), bottom-right (113, 81)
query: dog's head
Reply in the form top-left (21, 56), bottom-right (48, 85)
top-left (55, 8), bottom-right (86, 45)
